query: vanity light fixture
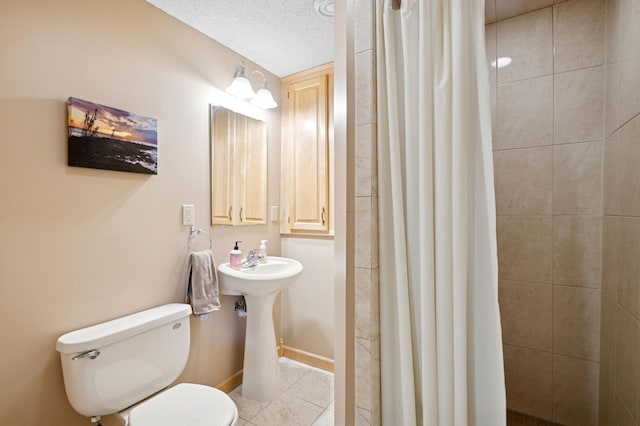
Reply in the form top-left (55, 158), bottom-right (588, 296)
top-left (225, 61), bottom-right (256, 100)
top-left (226, 62), bottom-right (278, 109)
top-left (250, 71), bottom-right (278, 109)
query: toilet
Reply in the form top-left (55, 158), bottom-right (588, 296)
top-left (56, 303), bottom-right (238, 426)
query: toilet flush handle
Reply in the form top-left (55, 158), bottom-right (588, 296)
top-left (72, 349), bottom-right (100, 361)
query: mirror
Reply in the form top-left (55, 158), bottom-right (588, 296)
top-left (210, 106), bottom-right (267, 226)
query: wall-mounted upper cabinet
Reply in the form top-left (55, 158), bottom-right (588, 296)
top-left (280, 63), bottom-right (334, 235)
top-left (210, 106), bottom-right (267, 226)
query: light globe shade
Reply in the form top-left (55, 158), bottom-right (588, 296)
top-left (251, 87), bottom-right (278, 109)
top-left (226, 75), bottom-right (256, 100)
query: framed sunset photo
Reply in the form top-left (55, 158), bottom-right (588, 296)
top-left (67, 97), bottom-right (158, 174)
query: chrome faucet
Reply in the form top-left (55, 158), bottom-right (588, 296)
top-left (241, 249), bottom-right (261, 268)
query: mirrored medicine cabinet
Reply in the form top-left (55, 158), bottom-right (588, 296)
top-left (210, 106), bottom-right (267, 226)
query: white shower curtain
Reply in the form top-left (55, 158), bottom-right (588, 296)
top-left (377, 1), bottom-right (505, 425)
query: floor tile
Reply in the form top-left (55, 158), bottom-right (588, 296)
top-left (230, 357), bottom-right (335, 426)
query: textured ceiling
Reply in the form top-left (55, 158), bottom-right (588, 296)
top-left (146, 0), bottom-right (334, 78)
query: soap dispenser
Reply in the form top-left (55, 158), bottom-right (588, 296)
top-left (230, 241), bottom-right (242, 269)
top-left (258, 240), bottom-right (268, 263)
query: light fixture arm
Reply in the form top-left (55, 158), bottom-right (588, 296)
top-left (226, 62), bottom-right (277, 109)
top-left (248, 69), bottom-right (277, 109)
top-left (250, 70), bottom-right (269, 88)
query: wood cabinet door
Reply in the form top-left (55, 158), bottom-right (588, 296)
top-left (287, 74), bottom-right (329, 232)
top-left (237, 114), bottom-right (268, 225)
top-left (211, 108), bottom-right (234, 226)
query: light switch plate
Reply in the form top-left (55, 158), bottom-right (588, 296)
top-left (270, 206), bottom-right (279, 221)
top-left (182, 204), bottom-right (195, 225)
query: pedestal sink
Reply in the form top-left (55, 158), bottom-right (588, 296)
top-left (217, 256), bottom-right (303, 401)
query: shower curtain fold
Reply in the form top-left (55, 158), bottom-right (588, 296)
top-left (377, 1), bottom-right (505, 425)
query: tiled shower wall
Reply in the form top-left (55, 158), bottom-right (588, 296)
top-left (352, 1), bottom-right (637, 425)
top-left (353, 0), bottom-right (380, 424)
top-left (598, 0), bottom-right (640, 423)
top-left (486, 1), bottom-right (605, 424)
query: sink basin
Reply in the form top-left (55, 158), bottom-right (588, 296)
top-left (217, 256), bottom-right (303, 401)
top-left (217, 256), bottom-right (303, 296)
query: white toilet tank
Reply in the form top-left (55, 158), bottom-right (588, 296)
top-left (56, 303), bottom-right (192, 417)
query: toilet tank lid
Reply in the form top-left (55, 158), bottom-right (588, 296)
top-left (56, 303), bottom-right (192, 354)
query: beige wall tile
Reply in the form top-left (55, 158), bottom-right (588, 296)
top-left (610, 0), bottom-right (640, 130)
top-left (553, 0), bottom-right (605, 73)
top-left (603, 132), bottom-right (622, 215)
top-left (497, 8), bottom-right (553, 84)
top-left (370, 269), bottom-right (379, 339)
top-left (613, 217), bottom-right (640, 318)
top-left (605, 62), bottom-right (621, 137)
top-left (604, 134), bottom-right (640, 216)
top-left (600, 294), bottom-right (617, 378)
top-left (602, 216), bottom-right (640, 311)
top-left (605, 0), bottom-right (621, 64)
top-left (554, 67), bottom-right (604, 144)
top-left (371, 336), bottom-right (380, 414)
top-left (618, 0), bottom-right (640, 63)
top-left (496, 0), bottom-right (553, 22)
top-left (601, 217), bottom-right (617, 299)
top-left (355, 407), bottom-right (372, 425)
top-left (355, 197), bottom-right (377, 269)
top-left (355, 49), bottom-right (376, 126)
top-left (615, 306), bottom-right (639, 418)
top-left (370, 196), bottom-right (378, 269)
top-left (354, 0), bottom-right (373, 53)
top-left (486, 0), bottom-right (497, 24)
top-left (499, 281), bottom-right (552, 351)
top-left (355, 337), bottom-right (373, 411)
top-left (619, 58), bottom-right (640, 128)
top-left (497, 215), bottom-right (553, 283)
top-left (355, 267), bottom-right (380, 341)
top-left (496, 76), bottom-right (553, 150)
top-left (618, 112), bottom-right (640, 139)
top-left (553, 286), bottom-right (601, 361)
top-left (553, 141), bottom-right (603, 215)
top-left (553, 216), bottom-right (602, 288)
top-left (614, 392), bottom-right (635, 426)
top-left (494, 146), bottom-right (553, 215)
top-left (486, 24), bottom-right (497, 149)
top-left (355, 267), bottom-right (372, 340)
top-left (599, 371), bottom-right (615, 426)
top-left (355, 124), bottom-right (375, 197)
top-left (552, 355), bottom-right (599, 426)
top-left (503, 345), bottom-right (553, 420)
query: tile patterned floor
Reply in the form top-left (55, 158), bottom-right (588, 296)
top-left (229, 357), bottom-right (334, 426)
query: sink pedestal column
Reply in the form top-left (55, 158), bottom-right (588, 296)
top-left (241, 293), bottom-right (281, 401)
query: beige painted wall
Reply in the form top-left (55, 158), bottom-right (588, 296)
top-left (0, 0), bottom-right (281, 424)
top-left (281, 236), bottom-right (335, 358)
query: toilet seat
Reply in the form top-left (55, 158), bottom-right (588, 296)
top-left (127, 383), bottom-right (238, 426)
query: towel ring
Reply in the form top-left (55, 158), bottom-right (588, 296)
top-left (188, 226), bottom-right (212, 250)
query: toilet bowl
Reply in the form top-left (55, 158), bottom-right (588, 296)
top-left (56, 303), bottom-right (238, 426)
top-left (115, 383), bottom-right (238, 426)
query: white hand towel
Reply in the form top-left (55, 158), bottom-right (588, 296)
top-left (185, 249), bottom-right (221, 316)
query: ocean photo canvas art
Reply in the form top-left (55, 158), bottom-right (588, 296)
top-left (67, 97), bottom-right (158, 174)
